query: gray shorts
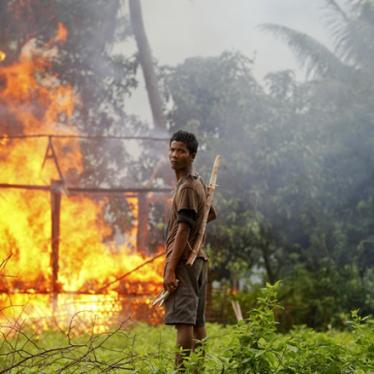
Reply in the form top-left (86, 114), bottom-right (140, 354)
top-left (164, 258), bottom-right (208, 326)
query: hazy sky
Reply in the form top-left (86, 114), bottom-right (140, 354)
top-left (125, 0), bottom-right (335, 122)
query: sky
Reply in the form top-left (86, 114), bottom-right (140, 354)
top-left (124, 0), bottom-right (335, 123)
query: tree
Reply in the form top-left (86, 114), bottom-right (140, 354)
top-left (165, 14), bottom-right (374, 325)
top-left (259, 0), bottom-right (374, 324)
top-left (166, 51), bottom-right (284, 282)
top-left (129, 0), bottom-right (166, 129)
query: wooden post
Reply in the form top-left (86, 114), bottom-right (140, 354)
top-left (231, 300), bottom-right (243, 322)
top-left (137, 192), bottom-right (149, 253)
top-left (50, 180), bottom-right (62, 311)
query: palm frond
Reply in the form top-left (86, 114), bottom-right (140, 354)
top-left (321, 0), bottom-right (350, 54)
top-left (339, 19), bottom-right (374, 70)
top-left (260, 24), bottom-right (347, 79)
top-left (349, 0), bottom-right (374, 15)
top-left (323, 0), bottom-right (350, 22)
top-left (340, 0), bottom-right (374, 70)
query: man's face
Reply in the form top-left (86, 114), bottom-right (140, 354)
top-left (169, 140), bottom-right (195, 170)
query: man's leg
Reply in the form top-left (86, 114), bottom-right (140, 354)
top-left (175, 324), bottom-right (194, 370)
top-left (193, 325), bottom-right (206, 349)
top-left (194, 260), bottom-right (207, 351)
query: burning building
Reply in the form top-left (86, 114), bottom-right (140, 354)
top-left (0, 22), bottom-right (171, 333)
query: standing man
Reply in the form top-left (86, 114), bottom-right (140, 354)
top-left (164, 130), bottom-right (216, 370)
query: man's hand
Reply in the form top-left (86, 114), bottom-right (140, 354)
top-left (164, 222), bottom-right (190, 293)
top-left (164, 266), bottom-right (178, 293)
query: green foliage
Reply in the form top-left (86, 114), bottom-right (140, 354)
top-left (208, 284), bottom-right (262, 324)
top-left (277, 264), bottom-right (373, 330)
top-left (164, 0), bottom-right (374, 330)
top-left (227, 282), bottom-right (282, 373)
top-left (225, 282), bottom-right (374, 373)
top-left (2, 284), bottom-right (373, 373)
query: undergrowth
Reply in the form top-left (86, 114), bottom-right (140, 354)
top-left (1, 283), bottom-right (373, 373)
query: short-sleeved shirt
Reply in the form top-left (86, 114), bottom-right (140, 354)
top-left (165, 172), bottom-right (212, 262)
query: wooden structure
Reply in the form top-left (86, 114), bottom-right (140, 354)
top-left (0, 134), bottom-right (172, 302)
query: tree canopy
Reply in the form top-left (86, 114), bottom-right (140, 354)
top-left (165, 0), bottom-right (374, 328)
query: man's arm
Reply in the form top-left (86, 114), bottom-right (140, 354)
top-left (164, 222), bottom-right (190, 293)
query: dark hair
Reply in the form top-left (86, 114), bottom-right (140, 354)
top-left (170, 130), bottom-right (198, 154)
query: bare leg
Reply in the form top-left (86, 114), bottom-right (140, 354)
top-left (193, 325), bottom-right (206, 350)
top-left (175, 324), bottom-right (194, 371)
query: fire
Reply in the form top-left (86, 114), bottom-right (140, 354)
top-left (0, 51), bottom-right (6, 62)
top-left (0, 24), bottom-right (164, 331)
top-left (54, 23), bottom-right (68, 44)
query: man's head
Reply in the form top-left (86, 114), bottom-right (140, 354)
top-left (169, 130), bottom-right (198, 171)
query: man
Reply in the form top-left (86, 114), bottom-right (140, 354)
top-left (164, 130), bottom-right (216, 370)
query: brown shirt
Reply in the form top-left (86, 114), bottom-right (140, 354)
top-left (165, 173), bottom-right (213, 262)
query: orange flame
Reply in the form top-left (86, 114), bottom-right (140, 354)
top-left (54, 22), bottom-right (68, 44)
top-left (0, 24), bottom-right (164, 329)
top-left (0, 50), bottom-right (6, 62)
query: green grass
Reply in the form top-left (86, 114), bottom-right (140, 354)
top-left (1, 284), bottom-right (374, 373)
top-left (1, 321), bottom-right (374, 373)
top-left (0, 322), bottom-right (233, 373)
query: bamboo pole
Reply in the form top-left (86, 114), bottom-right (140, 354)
top-left (231, 300), bottom-right (243, 322)
top-left (186, 155), bottom-right (222, 266)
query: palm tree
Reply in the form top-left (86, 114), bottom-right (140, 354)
top-left (261, 0), bottom-right (374, 81)
top-left (263, 0), bottom-right (374, 277)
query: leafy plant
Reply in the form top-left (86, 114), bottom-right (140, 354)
top-left (225, 282), bottom-right (374, 373)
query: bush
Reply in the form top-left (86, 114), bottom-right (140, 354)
top-left (225, 282), bottom-right (374, 373)
top-left (278, 264), bottom-right (372, 330)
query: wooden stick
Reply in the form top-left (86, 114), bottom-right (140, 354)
top-left (231, 300), bottom-right (243, 321)
top-left (152, 289), bottom-right (169, 307)
top-left (98, 252), bottom-right (163, 292)
top-left (186, 155), bottom-right (222, 266)
top-left (152, 279), bottom-right (179, 307)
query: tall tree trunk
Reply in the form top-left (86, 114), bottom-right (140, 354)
top-left (129, 0), bottom-right (166, 129)
top-left (129, 0), bottom-right (169, 253)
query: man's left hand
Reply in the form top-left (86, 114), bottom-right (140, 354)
top-left (164, 266), bottom-right (178, 293)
